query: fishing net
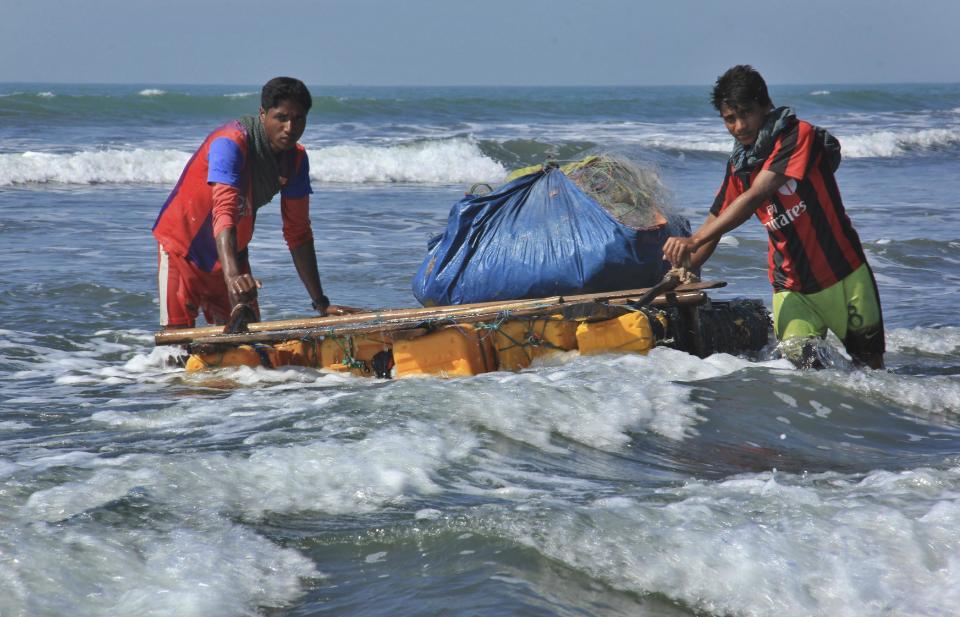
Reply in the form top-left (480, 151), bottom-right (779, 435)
top-left (663, 298), bottom-right (773, 358)
top-left (696, 299), bottom-right (773, 356)
top-left (566, 155), bottom-right (670, 229)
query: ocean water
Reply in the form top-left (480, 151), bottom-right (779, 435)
top-left (1, 83), bottom-right (960, 617)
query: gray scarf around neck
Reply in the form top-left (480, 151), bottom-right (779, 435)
top-left (730, 106), bottom-right (796, 173)
top-left (730, 106), bottom-right (842, 175)
top-left (238, 115), bottom-right (282, 210)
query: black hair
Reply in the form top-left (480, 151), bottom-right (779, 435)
top-left (261, 77), bottom-right (312, 112)
top-left (711, 65), bottom-right (772, 112)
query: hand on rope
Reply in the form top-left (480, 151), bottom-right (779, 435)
top-left (665, 255), bottom-right (700, 286)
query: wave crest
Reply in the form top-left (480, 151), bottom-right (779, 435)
top-left (0, 149), bottom-right (190, 185)
top-left (310, 139), bottom-right (504, 183)
top-left (665, 127), bottom-right (960, 159)
top-left (839, 128), bottom-right (960, 158)
top-left (0, 139), bottom-right (505, 186)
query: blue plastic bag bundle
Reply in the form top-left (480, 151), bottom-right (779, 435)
top-left (412, 166), bottom-right (691, 306)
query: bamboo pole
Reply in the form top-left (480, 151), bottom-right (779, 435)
top-left (155, 281), bottom-right (724, 347)
top-left (155, 296), bottom-right (563, 346)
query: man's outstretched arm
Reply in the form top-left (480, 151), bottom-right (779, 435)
top-left (281, 195), bottom-right (332, 315)
top-left (289, 240), bottom-right (329, 314)
top-left (663, 169), bottom-right (789, 267)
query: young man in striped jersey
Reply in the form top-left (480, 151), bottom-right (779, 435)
top-left (663, 65), bottom-right (884, 368)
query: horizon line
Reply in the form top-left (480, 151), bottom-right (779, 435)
top-left (2, 79), bottom-right (959, 89)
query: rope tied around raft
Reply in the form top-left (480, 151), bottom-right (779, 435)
top-left (329, 336), bottom-right (368, 372)
top-left (486, 316), bottom-right (570, 354)
top-left (473, 313), bottom-right (511, 332)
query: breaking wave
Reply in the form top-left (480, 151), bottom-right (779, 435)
top-left (2, 124), bottom-right (958, 187)
top-left (0, 139), bottom-right (506, 186)
top-left (839, 127), bottom-right (960, 158)
top-left (663, 126), bottom-right (960, 159)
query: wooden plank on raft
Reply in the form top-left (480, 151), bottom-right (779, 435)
top-left (155, 296), bottom-right (564, 346)
top-left (154, 281), bottom-right (725, 347)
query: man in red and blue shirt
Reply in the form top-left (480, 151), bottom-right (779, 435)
top-left (153, 77), bottom-right (336, 331)
top-left (663, 65), bottom-right (884, 368)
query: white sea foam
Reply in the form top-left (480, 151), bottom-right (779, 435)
top-left (642, 134), bottom-right (732, 154)
top-left (0, 514), bottom-right (320, 617)
top-left (138, 88), bottom-right (166, 97)
top-left (0, 149), bottom-right (190, 185)
top-left (815, 367), bottom-right (960, 419)
top-left (3, 320), bottom-right (955, 616)
top-left (1, 415), bottom-right (467, 615)
top-left (660, 126), bottom-right (960, 159)
top-left (0, 139), bottom-right (505, 186)
top-left (886, 326), bottom-right (960, 355)
top-left (544, 117), bottom-right (960, 160)
top-left (492, 465), bottom-right (960, 617)
top-left (839, 127), bottom-right (960, 158)
top-left (384, 347), bottom-right (772, 453)
top-left (3, 122), bottom-right (955, 187)
top-left (0, 421), bottom-right (32, 431)
top-left (307, 139), bottom-right (505, 183)
top-left (810, 90), bottom-right (831, 96)
top-left (23, 422), bottom-right (471, 521)
top-left (415, 508), bottom-right (442, 520)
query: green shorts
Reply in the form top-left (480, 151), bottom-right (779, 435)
top-left (772, 263), bottom-right (885, 357)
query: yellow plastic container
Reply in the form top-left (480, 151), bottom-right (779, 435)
top-left (319, 335), bottom-right (392, 377)
top-left (185, 344), bottom-right (267, 372)
top-left (393, 324), bottom-right (496, 377)
top-left (268, 339), bottom-right (321, 368)
top-left (493, 317), bottom-right (578, 370)
top-left (575, 311), bottom-right (661, 356)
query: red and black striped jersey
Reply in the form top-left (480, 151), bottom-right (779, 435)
top-left (710, 119), bottom-right (866, 293)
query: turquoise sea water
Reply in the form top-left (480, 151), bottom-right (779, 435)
top-left (1, 83), bottom-right (959, 616)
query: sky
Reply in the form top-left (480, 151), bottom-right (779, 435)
top-left (2, 0), bottom-right (958, 86)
